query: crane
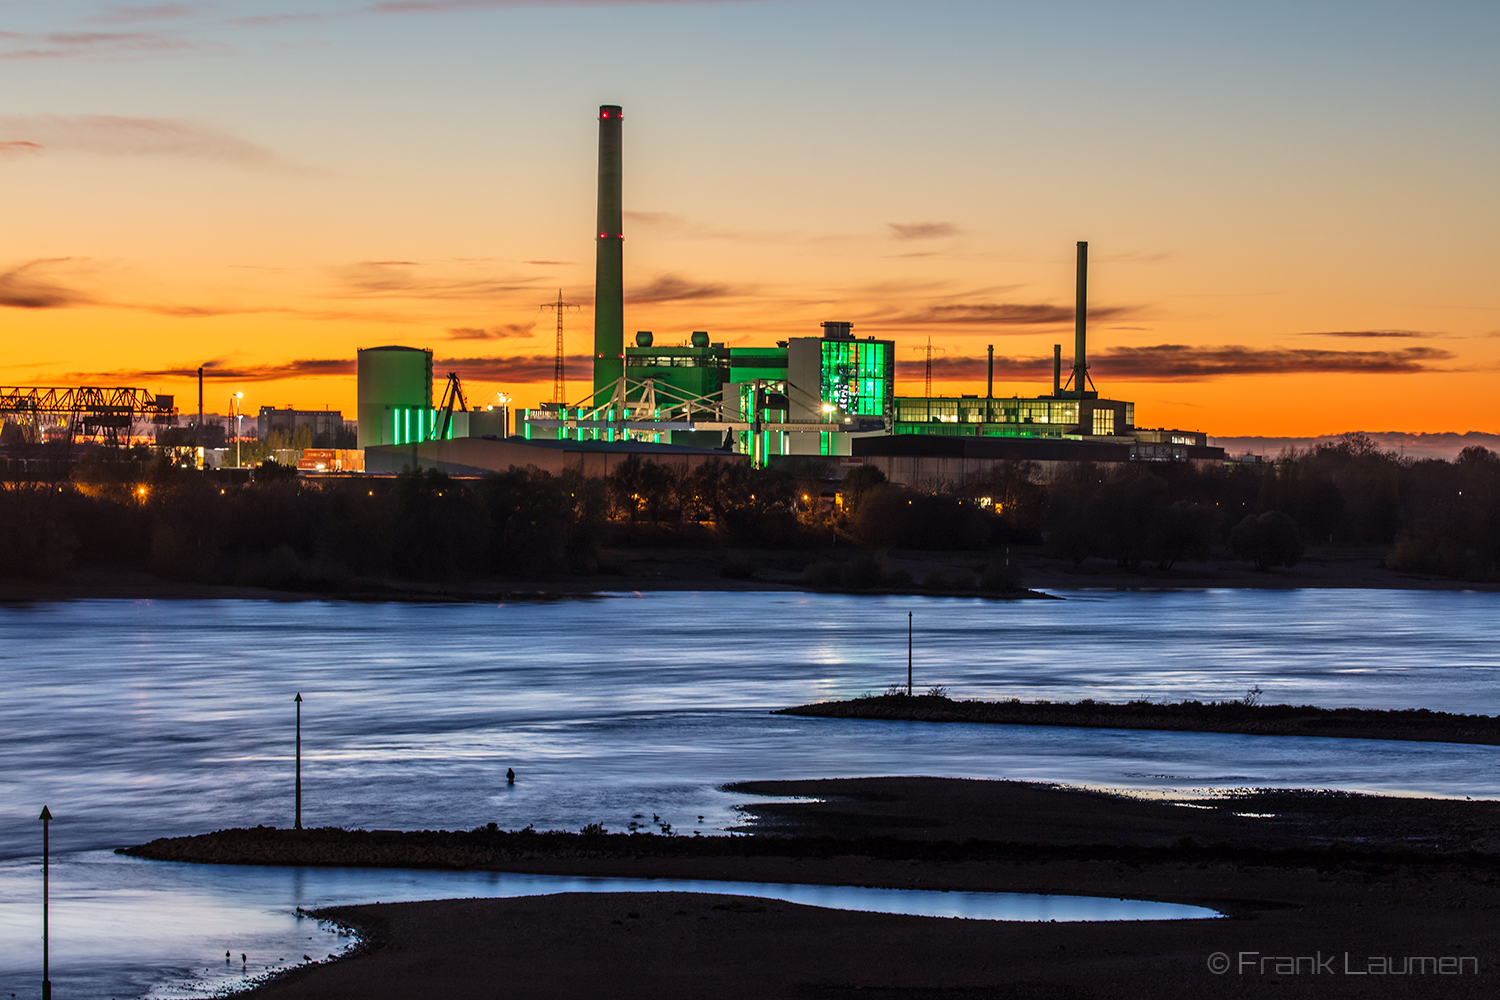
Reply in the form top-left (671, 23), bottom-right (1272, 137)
top-left (435, 372), bottom-right (468, 442)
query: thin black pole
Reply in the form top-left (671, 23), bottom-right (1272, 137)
top-left (40, 805), bottom-right (51, 1000)
top-left (907, 612), bottom-right (913, 697)
top-left (295, 693), bottom-right (303, 830)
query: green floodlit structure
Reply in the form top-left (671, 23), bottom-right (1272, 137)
top-left (520, 322), bottom-right (896, 464)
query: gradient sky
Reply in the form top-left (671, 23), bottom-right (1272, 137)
top-left (2, 0), bottom-right (1496, 436)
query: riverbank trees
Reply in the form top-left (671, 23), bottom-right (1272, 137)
top-left (1, 435), bottom-right (1496, 586)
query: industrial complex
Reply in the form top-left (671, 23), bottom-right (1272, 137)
top-left (3, 103), bottom-right (1221, 484)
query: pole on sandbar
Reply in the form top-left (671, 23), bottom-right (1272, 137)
top-left (40, 805), bottom-right (51, 1000)
top-left (295, 693), bottom-right (303, 830)
top-left (907, 612), bottom-right (913, 697)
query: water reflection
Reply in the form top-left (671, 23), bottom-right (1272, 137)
top-left (0, 850), bottom-right (1217, 1000)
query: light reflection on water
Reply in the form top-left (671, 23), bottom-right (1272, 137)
top-left (0, 850), bottom-right (1217, 1000)
top-left (0, 590), bottom-right (1496, 997)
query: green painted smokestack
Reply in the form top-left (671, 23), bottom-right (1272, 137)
top-left (1073, 240), bottom-right (1088, 399)
top-left (594, 105), bottom-right (624, 396)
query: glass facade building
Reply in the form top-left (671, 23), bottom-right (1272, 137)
top-left (820, 338), bottom-right (894, 420)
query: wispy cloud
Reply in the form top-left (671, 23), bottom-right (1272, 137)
top-left (87, 4), bottom-right (202, 24)
top-left (446, 323), bottom-right (536, 340)
top-left (877, 302), bottom-right (1137, 328)
top-left (0, 140), bottom-right (43, 159)
top-left (622, 209), bottom-right (778, 242)
top-left (886, 222), bottom-right (958, 241)
top-left (0, 115), bottom-right (303, 171)
top-left (71, 358), bottom-right (356, 384)
top-left (0, 259), bottom-right (96, 309)
top-left (1300, 329), bottom-right (1436, 339)
top-left (437, 353), bottom-right (593, 383)
top-left (366, 0), bottom-right (747, 13)
top-left (626, 274), bottom-right (738, 304)
top-left (920, 344), bottom-right (1458, 383)
top-left (0, 29), bottom-right (214, 61)
top-left (336, 260), bottom-right (540, 299)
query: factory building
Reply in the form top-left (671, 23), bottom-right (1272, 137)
top-left (256, 406), bottom-right (349, 444)
top-left (520, 321), bottom-right (894, 461)
top-left (348, 104), bottom-right (1221, 478)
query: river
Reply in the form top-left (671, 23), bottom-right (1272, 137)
top-left (0, 589), bottom-right (1496, 997)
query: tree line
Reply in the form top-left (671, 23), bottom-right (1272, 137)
top-left (1, 433), bottom-right (1497, 585)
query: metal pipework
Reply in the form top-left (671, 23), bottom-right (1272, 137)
top-left (593, 105), bottom-right (624, 395)
top-left (1073, 241), bottom-right (1088, 398)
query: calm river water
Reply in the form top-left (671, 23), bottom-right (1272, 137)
top-left (0, 589), bottom-right (1496, 998)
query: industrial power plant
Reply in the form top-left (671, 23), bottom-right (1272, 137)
top-left (2, 104), bottom-right (1221, 484)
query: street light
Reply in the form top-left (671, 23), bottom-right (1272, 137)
top-left (231, 392), bottom-right (244, 468)
top-left (495, 392), bottom-right (512, 437)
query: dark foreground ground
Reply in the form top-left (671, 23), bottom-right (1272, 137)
top-left (778, 694), bottom-right (1500, 746)
top-left (128, 778), bottom-right (1500, 999)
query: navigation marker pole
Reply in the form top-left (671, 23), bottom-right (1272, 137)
top-left (40, 805), bottom-right (52, 1000)
top-left (907, 612), bottom-right (913, 697)
top-left (295, 693), bottom-right (303, 831)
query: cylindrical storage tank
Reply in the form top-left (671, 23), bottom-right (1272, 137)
top-left (690, 331), bottom-right (709, 348)
top-left (636, 331), bottom-right (653, 347)
top-left (357, 346), bottom-right (433, 449)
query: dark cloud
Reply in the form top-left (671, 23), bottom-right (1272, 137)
top-left (886, 222), bottom-right (958, 241)
top-left (0, 259), bottom-right (94, 309)
top-left (1301, 329), bottom-right (1435, 339)
top-left (1097, 344), bottom-right (1453, 379)
top-left (72, 359), bottom-right (355, 384)
top-left (626, 274), bottom-right (736, 304)
top-left (446, 323), bottom-right (536, 340)
top-left (0, 115), bottom-right (298, 170)
top-left (438, 354), bottom-right (593, 383)
top-left (906, 344), bottom-right (1456, 384)
top-left (881, 302), bottom-right (1136, 328)
top-left (337, 261), bottom-right (537, 299)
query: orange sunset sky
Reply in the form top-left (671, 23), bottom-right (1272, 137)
top-left (2, 0), bottom-right (1496, 437)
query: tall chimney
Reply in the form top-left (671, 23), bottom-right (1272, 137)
top-left (1053, 345), bottom-right (1062, 396)
top-left (1072, 240), bottom-right (1088, 398)
top-left (986, 345), bottom-right (994, 399)
top-left (593, 105), bottom-right (624, 396)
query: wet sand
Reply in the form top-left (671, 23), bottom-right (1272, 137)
top-left (129, 778), bottom-right (1500, 999)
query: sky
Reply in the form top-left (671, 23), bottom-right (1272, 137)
top-left (1, 0), bottom-right (1496, 436)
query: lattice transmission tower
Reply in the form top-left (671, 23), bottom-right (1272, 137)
top-left (540, 290), bottom-right (582, 405)
top-left (910, 336), bottom-right (945, 397)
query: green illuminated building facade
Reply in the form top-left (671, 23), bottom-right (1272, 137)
top-left (890, 395), bottom-right (1133, 439)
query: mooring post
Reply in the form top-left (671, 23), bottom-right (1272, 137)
top-left (295, 693), bottom-right (303, 830)
top-left (907, 612), bottom-right (913, 697)
top-left (40, 805), bottom-right (51, 1000)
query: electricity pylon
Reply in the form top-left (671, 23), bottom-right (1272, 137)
top-left (540, 290), bottom-right (581, 406)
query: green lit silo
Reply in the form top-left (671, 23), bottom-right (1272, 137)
top-left (357, 346), bottom-right (432, 448)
